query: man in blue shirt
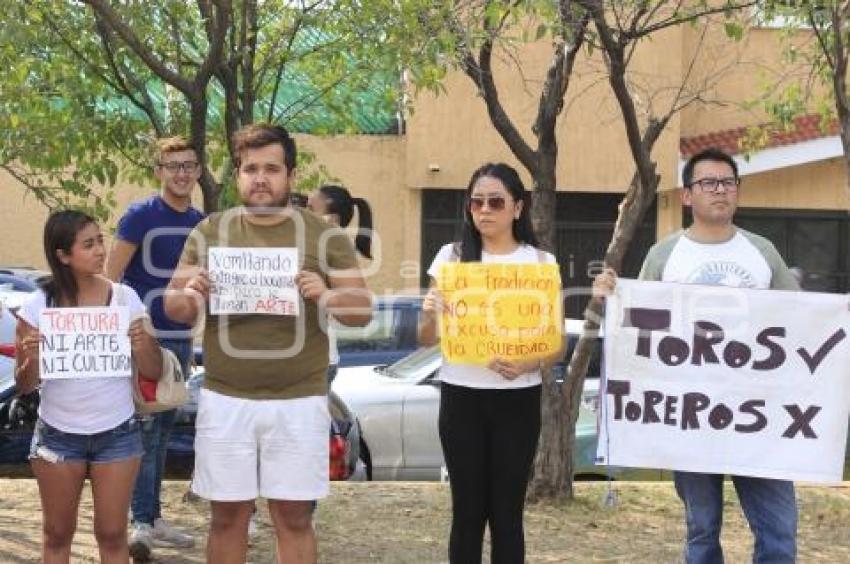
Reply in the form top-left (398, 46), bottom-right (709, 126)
top-left (107, 136), bottom-right (205, 560)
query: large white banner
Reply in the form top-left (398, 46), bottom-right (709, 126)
top-left (39, 306), bottom-right (132, 379)
top-left (208, 247), bottom-right (300, 316)
top-left (597, 278), bottom-right (850, 483)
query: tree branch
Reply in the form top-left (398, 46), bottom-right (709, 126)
top-left (93, 16), bottom-right (165, 136)
top-left (828, 6), bottom-right (850, 126)
top-left (448, 7), bottom-right (536, 173)
top-left (81, 0), bottom-right (194, 93)
top-left (534, 3), bottom-right (590, 148)
top-left (623, 1), bottom-right (757, 40)
top-left (239, 0), bottom-right (258, 124)
top-left (266, 15), bottom-right (305, 123)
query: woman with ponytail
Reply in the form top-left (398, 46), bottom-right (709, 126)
top-left (307, 185), bottom-right (374, 384)
top-left (308, 184), bottom-right (373, 259)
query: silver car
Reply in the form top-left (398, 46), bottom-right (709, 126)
top-left (331, 345), bottom-right (650, 481)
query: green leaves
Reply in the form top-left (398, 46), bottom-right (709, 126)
top-left (1, 0), bottom-right (406, 216)
top-left (724, 21), bottom-right (744, 41)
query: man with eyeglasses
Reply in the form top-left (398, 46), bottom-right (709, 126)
top-left (107, 136), bottom-right (205, 560)
top-left (594, 147), bottom-right (799, 563)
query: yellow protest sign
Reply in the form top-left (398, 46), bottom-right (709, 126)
top-left (436, 263), bottom-right (563, 364)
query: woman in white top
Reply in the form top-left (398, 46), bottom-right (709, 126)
top-left (418, 163), bottom-right (563, 564)
top-left (15, 210), bottom-right (162, 563)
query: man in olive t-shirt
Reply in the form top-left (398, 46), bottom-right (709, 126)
top-left (165, 124), bottom-right (371, 564)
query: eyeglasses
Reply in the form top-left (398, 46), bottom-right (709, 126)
top-left (159, 161), bottom-right (199, 173)
top-left (689, 177), bottom-right (739, 193)
top-left (468, 196), bottom-right (508, 212)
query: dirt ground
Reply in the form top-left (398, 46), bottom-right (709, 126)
top-left (1, 480), bottom-right (849, 563)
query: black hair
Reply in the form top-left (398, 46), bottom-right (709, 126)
top-left (232, 123), bottom-right (297, 172)
top-left (41, 210), bottom-right (97, 307)
top-left (458, 162), bottom-right (538, 262)
top-left (318, 184), bottom-right (373, 259)
top-left (682, 147), bottom-right (739, 188)
top-left (289, 192), bottom-right (308, 208)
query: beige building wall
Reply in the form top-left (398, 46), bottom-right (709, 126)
top-left (405, 28), bottom-right (682, 194)
top-left (740, 159), bottom-right (849, 210)
top-left (680, 16), bottom-right (829, 137)
top-left (0, 168), bottom-right (159, 271)
top-left (297, 134), bottom-right (415, 294)
top-left (0, 136), bottom-right (413, 294)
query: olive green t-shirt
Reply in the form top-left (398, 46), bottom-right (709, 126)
top-left (181, 207), bottom-right (359, 399)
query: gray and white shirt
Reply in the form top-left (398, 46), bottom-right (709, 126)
top-left (638, 228), bottom-right (799, 291)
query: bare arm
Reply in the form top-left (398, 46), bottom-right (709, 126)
top-left (164, 260), bottom-right (209, 325)
top-left (417, 281), bottom-right (442, 347)
top-left (296, 268), bottom-right (372, 327)
top-left (105, 238), bottom-right (138, 282)
top-left (14, 318), bottom-right (40, 395)
top-left (129, 317), bottom-right (163, 380)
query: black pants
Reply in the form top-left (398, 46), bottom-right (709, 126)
top-left (439, 382), bottom-right (542, 564)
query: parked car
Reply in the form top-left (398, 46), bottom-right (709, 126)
top-left (334, 295), bottom-right (423, 367)
top-left (0, 289), bottom-right (28, 392)
top-left (0, 266), bottom-right (50, 288)
top-left (331, 344), bottom-right (661, 481)
top-left (0, 274), bottom-right (39, 293)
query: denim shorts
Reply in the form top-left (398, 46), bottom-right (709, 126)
top-left (29, 417), bottom-right (143, 464)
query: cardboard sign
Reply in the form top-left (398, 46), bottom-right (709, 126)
top-left (39, 306), bottom-right (132, 380)
top-left (208, 247), bottom-right (299, 315)
top-left (597, 278), bottom-right (850, 483)
top-left (436, 263), bottom-right (562, 363)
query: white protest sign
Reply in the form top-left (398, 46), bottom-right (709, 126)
top-left (597, 278), bottom-right (850, 483)
top-left (39, 306), bottom-right (132, 379)
top-left (208, 247), bottom-right (300, 316)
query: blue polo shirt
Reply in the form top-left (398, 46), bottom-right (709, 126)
top-left (116, 195), bottom-right (205, 335)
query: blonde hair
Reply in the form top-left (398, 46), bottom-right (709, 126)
top-left (155, 136), bottom-right (196, 162)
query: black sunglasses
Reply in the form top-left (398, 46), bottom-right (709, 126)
top-left (468, 196), bottom-right (508, 212)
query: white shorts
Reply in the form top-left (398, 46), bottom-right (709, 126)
top-left (191, 388), bottom-right (330, 501)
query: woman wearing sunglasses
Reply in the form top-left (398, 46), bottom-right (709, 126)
top-left (15, 210), bottom-right (162, 562)
top-left (418, 162), bottom-right (563, 564)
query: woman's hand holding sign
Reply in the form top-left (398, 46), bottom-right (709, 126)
top-left (14, 318), bottom-right (41, 394)
top-left (422, 287), bottom-right (448, 317)
top-left (418, 287), bottom-right (447, 347)
top-left (128, 316), bottom-right (163, 380)
top-left (488, 358), bottom-right (540, 380)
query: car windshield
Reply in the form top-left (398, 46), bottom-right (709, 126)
top-left (334, 307), bottom-right (396, 351)
top-left (385, 346), bottom-right (441, 380)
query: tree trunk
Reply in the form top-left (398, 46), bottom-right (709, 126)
top-left (561, 171), bottom-right (658, 494)
top-left (527, 164), bottom-right (571, 501)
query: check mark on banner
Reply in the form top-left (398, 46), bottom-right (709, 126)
top-left (796, 328), bottom-right (847, 375)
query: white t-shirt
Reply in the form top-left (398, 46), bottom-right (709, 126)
top-left (427, 243), bottom-right (557, 389)
top-left (19, 282), bottom-right (146, 434)
top-left (661, 232), bottom-right (772, 289)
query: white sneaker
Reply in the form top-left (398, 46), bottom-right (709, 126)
top-left (129, 523), bottom-right (154, 561)
top-left (152, 517), bottom-right (195, 548)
